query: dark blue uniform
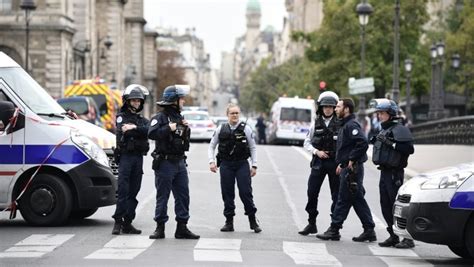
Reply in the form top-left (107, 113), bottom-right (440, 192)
top-left (112, 109), bottom-right (149, 224)
top-left (148, 106), bottom-right (191, 224)
top-left (331, 114), bottom-right (375, 230)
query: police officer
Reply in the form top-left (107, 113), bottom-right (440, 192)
top-left (369, 99), bottom-right (415, 248)
top-left (316, 98), bottom-right (377, 242)
top-left (112, 84), bottom-right (150, 235)
top-left (298, 91), bottom-right (340, 236)
top-left (208, 103), bottom-right (261, 233)
top-left (148, 85), bottom-right (200, 240)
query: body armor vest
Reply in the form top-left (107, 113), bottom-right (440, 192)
top-left (217, 122), bottom-right (250, 161)
top-left (311, 116), bottom-right (339, 158)
top-left (154, 112), bottom-right (190, 155)
top-left (372, 123), bottom-right (412, 168)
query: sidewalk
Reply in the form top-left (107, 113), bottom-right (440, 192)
top-left (368, 144), bottom-right (474, 177)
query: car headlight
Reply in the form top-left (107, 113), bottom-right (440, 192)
top-left (71, 130), bottom-right (110, 167)
top-left (421, 171), bottom-right (473, 189)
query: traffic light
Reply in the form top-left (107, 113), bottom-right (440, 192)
top-left (319, 81), bottom-right (326, 91)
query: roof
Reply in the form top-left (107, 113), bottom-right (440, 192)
top-left (246, 0), bottom-right (261, 13)
top-left (0, 52), bottom-right (21, 68)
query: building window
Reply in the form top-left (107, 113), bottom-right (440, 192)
top-left (0, 0), bottom-right (12, 12)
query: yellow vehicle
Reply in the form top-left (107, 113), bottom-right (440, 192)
top-left (65, 78), bottom-right (117, 132)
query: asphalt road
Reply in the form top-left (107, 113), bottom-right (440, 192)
top-left (0, 143), bottom-right (473, 266)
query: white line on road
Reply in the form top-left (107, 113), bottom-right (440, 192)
top-left (265, 146), bottom-right (305, 230)
top-left (0, 234), bottom-right (74, 258)
top-left (194, 238), bottom-right (242, 262)
top-left (283, 241), bottom-right (342, 266)
top-left (85, 236), bottom-right (154, 260)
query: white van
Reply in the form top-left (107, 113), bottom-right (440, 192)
top-left (0, 52), bottom-right (117, 226)
top-left (393, 162), bottom-right (474, 259)
top-left (267, 96), bottom-right (316, 145)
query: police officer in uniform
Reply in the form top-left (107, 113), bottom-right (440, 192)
top-left (148, 85), bottom-right (199, 240)
top-left (298, 91), bottom-right (340, 235)
top-left (369, 99), bottom-right (415, 248)
top-left (112, 84), bottom-right (150, 235)
top-left (316, 98), bottom-right (376, 242)
top-left (208, 103), bottom-right (261, 233)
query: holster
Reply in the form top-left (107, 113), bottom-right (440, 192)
top-left (113, 147), bottom-right (121, 164)
top-left (216, 154), bottom-right (222, 168)
top-left (151, 151), bottom-right (162, 170)
top-left (346, 163), bottom-right (358, 195)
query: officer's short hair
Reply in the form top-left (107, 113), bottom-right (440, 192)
top-left (341, 98), bottom-right (355, 114)
top-left (226, 103), bottom-right (240, 115)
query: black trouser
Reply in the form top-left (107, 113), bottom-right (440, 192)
top-left (220, 159), bottom-right (257, 217)
top-left (379, 168), bottom-right (404, 227)
top-left (113, 153), bottom-right (143, 223)
top-left (305, 158), bottom-right (339, 223)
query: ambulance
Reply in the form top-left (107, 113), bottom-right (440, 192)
top-left (393, 162), bottom-right (474, 259)
top-left (0, 52), bottom-right (117, 226)
top-left (64, 78), bottom-right (117, 132)
top-left (267, 96), bottom-right (316, 145)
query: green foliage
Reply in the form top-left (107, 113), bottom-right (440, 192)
top-left (239, 58), bottom-right (320, 113)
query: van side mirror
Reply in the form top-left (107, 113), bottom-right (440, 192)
top-left (0, 100), bottom-right (16, 134)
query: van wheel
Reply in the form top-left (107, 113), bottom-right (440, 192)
top-left (18, 174), bottom-right (72, 226)
top-left (69, 208), bottom-right (98, 219)
top-left (448, 245), bottom-right (472, 259)
top-left (465, 216), bottom-right (474, 259)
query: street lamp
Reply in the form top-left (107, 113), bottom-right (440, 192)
top-left (391, 0), bottom-right (401, 104)
top-left (20, 0), bottom-right (37, 73)
top-left (428, 41), bottom-right (446, 120)
top-left (452, 53), bottom-right (470, 115)
top-left (356, 0), bottom-right (373, 124)
top-left (404, 59), bottom-right (413, 123)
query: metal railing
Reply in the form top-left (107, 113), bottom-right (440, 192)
top-left (409, 116), bottom-right (474, 145)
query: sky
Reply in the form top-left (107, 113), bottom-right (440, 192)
top-left (143, 0), bottom-right (287, 69)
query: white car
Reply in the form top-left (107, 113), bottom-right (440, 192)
top-left (182, 110), bottom-right (216, 142)
top-left (393, 162), bottom-right (474, 259)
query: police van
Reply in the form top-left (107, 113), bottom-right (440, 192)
top-left (0, 52), bottom-right (117, 226)
top-left (267, 96), bottom-right (316, 145)
top-left (393, 162), bottom-right (474, 259)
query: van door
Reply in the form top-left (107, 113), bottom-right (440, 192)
top-left (0, 84), bottom-right (26, 204)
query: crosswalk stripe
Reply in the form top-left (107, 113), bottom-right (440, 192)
top-left (85, 236), bottom-right (154, 260)
top-left (369, 245), bottom-right (433, 266)
top-left (0, 234), bottom-right (73, 258)
top-left (283, 241), bottom-right (342, 266)
top-left (193, 238), bottom-right (242, 262)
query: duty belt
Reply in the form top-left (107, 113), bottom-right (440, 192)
top-left (160, 154), bottom-right (186, 160)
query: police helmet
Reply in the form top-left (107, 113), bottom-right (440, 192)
top-left (369, 98), bottom-right (398, 117)
top-left (123, 84), bottom-right (149, 101)
top-left (317, 91), bottom-right (339, 107)
top-left (157, 85), bottom-right (190, 106)
top-left (0, 101), bottom-right (15, 127)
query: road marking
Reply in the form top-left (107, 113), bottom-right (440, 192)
top-left (369, 245), bottom-right (432, 266)
top-left (85, 236), bottom-right (154, 260)
top-left (0, 234), bottom-right (74, 258)
top-left (283, 241), bottom-right (342, 266)
top-left (265, 146), bottom-right (305, 229)
top-left (194, 238), bottom-right (242, 262)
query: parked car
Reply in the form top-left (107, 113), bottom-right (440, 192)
top-left (211, 116), bottom-right (228, 127)
top-left (182, 110), bottom-right (216, 142)
top-left (57, 96), bottom-right (103, 127)
top-left (393, 162), bottom-right (474, 259)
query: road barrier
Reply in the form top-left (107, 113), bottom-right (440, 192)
top-left (410, 116), bottom-right (474, 145)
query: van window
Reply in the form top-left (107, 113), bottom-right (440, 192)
top-left (89, 95), bottom-right (107, 116)
top-left (0, 67), bottom-right (64, 114)
top-left (58, 99), bottom-right (88, 115)
top-left (280, 108), bottom-right (311, 122)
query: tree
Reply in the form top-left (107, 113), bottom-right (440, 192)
top-left (156, 49), bottom-right (188, 103)
top-left (293, 0), bottom-right (430, 100)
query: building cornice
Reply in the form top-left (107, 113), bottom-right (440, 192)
top-left (125, 17), bottom-right (147, 25)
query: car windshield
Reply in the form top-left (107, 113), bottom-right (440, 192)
top-left (88, 95), bottom-right (107, 115)
top-left (58, 99), bottom-right (88, 115)
top-left (280, 107), bottom-right (311, 122)
top-left (183, 113), bottom-right (209, 121)
top-left (0, 67), bottom-right (65, 114)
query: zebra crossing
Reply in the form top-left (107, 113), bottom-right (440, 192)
top-left (0, 234), bottom-right (434, 266)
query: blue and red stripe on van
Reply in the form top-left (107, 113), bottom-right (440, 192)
top-left (0, 144), bottom-right (88, 165)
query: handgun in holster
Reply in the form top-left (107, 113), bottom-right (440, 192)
top-left (151, 151), bottom-right (163, 170)
top-left (346, 162), bottom-right (358, 195)
top-left (113, 146), bottom-right (121, 164)
top-left (216, 154), bottom-right (222, 168)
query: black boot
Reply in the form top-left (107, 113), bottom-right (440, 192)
top-left (175, 222), bottom-right (200, 239)
top-left (378, 227), bottom-right (400, 247)
top-left (298, 222), bottom-right (317, 235)
top-left (394, 238), bottom-right (415, 249)
top-left (316, 226), bottom-right (341, 241)
top-left (149, 222), bottom-right (165, 239)
top-left (122, 221), bottom-right (142, 234)
top-left (111, 218), bottom-right (122, 235)
top-left (248, 214), bottom-right (262, 233)
top-left (220, 217), bottom-right (234, 232)
top-left (352, 228), bottom-right (377, 242)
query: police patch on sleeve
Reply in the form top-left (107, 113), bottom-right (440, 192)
top-left (116, 116), bottom-right (122, 123)
top-left (352, 129), bottom-right (359, 135)
top-left (150, 119), bottom-right (158, 126)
